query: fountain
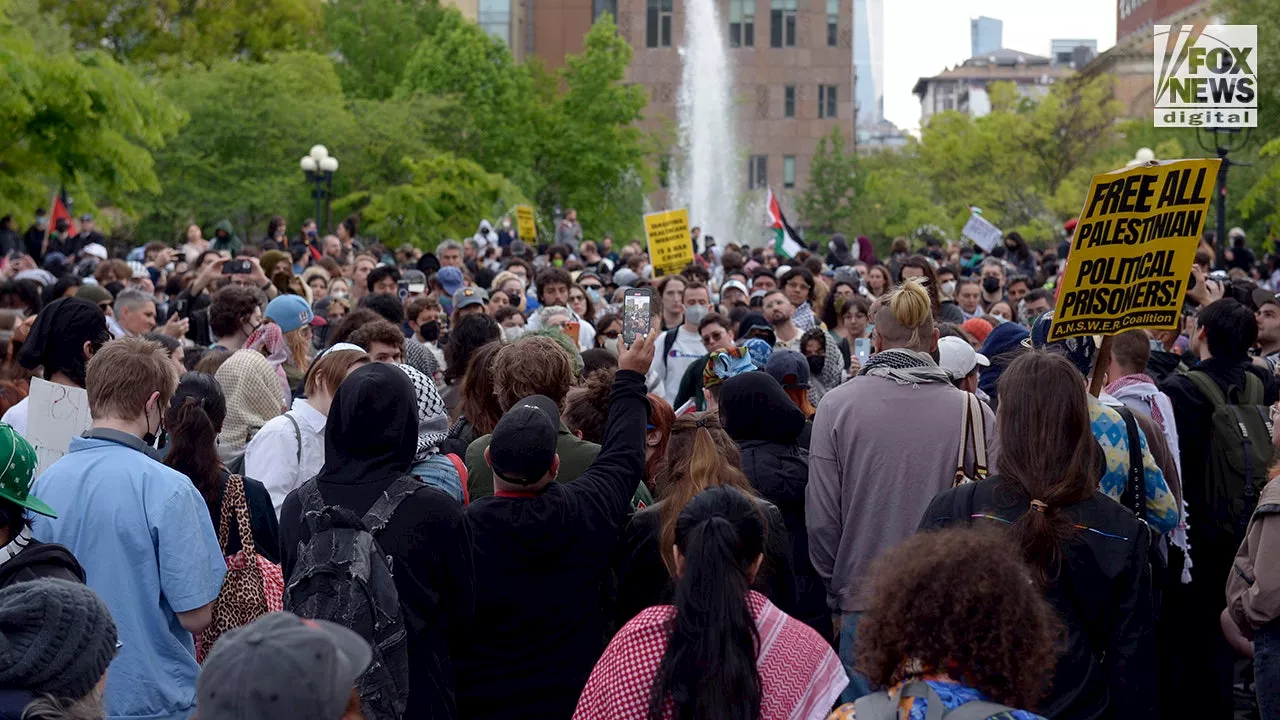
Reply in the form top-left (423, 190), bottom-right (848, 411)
top-left (669, 0), bottom-right (741, 252)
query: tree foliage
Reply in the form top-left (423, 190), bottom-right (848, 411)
top-left (326, 0), bottom-right (441, 100)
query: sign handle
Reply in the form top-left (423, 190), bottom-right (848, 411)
top-left (1089, 335), bottom-right (1113, 398)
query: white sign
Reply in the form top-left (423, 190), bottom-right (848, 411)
top-left (961, 214), bottom-right (1003, 252)
top-left (1154, 25), bottom-right (1257, 128)
top-left (26, 378), bottom-right (92, 477)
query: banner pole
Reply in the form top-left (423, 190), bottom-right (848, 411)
top-left (1089, 335), bottom-right (1113, 398)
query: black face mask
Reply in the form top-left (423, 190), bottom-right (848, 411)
top-left (506, 291), bottom-right (522, 305)
top-left (420, 320), bottom-right (441, 343)
top-left (982, 277), bottom-right (1002, 294)
top-left (807, 355), bottom-right (825, 376)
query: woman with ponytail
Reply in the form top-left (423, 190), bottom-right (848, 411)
top-left (578, 486), bottom-right (846, 719)
top-left (164, 372), bottom-right (279, 564)
top-left (920, 351), bottom-right (1157, 719)
top-left (614, 413), bottom-right (797, 629)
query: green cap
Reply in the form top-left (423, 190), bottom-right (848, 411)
top-left (0, 424), bottom-right (54, 518)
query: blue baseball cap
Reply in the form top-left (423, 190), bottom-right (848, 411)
top-left (266, 294), bottom-right (324, 334)
top-left (437, 266), bottom-right (465, 296)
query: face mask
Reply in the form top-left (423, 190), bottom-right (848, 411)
top-left (142, 403), bottom-right (161, 447)
top-left (35, 218), bottom-right (47, 229)
top-left (243, 320), bottom-right (261, 338)
top-left (684, 304), bottom-right (709, 326)
top-left (807, 355), bottom-right (826, 376)
top-left (502, 326), bottom-right (525, 342)
top-left (602, 336), bottom-right (620, 355)
top-left (331, 290), bottom-right (348, 300)
top-left (982, 276), bottom-right (1002, 294)
top-left (506, 291), bottom-right (522, 305)
top-left (585, 288), bottom-right (602, 305)
top-left (503, 219), bottom-right (512, 228)
top-left (420, 320), bottom-right (441, 343)
top-left (552, 258), bottom-right (564, 267)
top-left (941, 280), bottom-right (956, 296)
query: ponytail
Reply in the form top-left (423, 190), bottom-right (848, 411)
top-left (163, 372), bottom-right (229, 523)
top-left (686, 425), bottom-right (719, 489)
top-left (648, 487), bottom-right (764, 720)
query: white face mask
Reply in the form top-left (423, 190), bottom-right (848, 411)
top-left (602, 336), bottom-right (620, 355)
top-left (502, 326), bottom-right (525, 342)
top-left (941, 280), bottom-right (956, 297)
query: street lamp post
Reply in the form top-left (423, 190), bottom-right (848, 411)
top-left (1196, 128), bottom-right (1252, 251)
top-left (300, 145), bottom-right (339, 233)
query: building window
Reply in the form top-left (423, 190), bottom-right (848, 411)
top-left (826, 0), bottom-right (838, 46)
top-left (593, 0), bottom-right (617, 21)
top-left (729, 0), bottom-right (755, 47)
top-left (478, 0), bottom-right (512, 46)
top-left (783, 85), bottom-right (795, 117)
top-left (783, 156), bottom-right (796, 189)
top-left (646, 0), bottom-right (672, 48)
top-left (818, 84), bottom-right (837, 118)
top-left (748, 155), bottom-right (768, 189)
top-left (769, 0), bottom-right (795, 48)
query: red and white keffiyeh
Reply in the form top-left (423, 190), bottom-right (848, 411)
top-left (574, 591), bottom-right (847, 720)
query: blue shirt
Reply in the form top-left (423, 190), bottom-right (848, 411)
top-left (30, 435), bottom-right (226, 720)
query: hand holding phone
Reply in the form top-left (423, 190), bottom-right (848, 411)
top-left (222, 259), bottom-right (252, 275)
top-left (854, 337), bottom-right (871, 364)
top-left (621, 288), bottom-right (653, 348)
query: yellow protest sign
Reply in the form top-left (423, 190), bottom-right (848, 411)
top-left (1049, 158), bottom-right (1220, 342)
top-left (514, 205), bottom-right (537, 243)
top-left (644, 208), bottom-right (694, 278)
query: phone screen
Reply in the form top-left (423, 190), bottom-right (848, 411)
top-left (854, 337), bottom-right (871, 363)
top-left (221, 259), bottom-right (250, 275)
top-left (622, 290), bottom-right (652, 347)
top-left (563, 320), bottom-right (581, 345)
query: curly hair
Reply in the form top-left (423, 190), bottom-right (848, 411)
top-left (208, 286), bottom-right (263, 338)
top-left (564, 368), bottom-right (614, 444)
top-left (443, 313), bottom-right (501, 385)
top-left (493, 334), bottom-right (575, 410)
top-left (855, 527), bottom-right (1061, 710)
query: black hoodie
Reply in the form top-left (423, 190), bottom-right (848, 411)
top-left (279, 363), bottom-right (474, 720)
top-left (718, 372), bottom-right (829, 641)
top-left (0, 536), bottom-right (84, 588)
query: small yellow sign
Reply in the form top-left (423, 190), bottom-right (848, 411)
top-left (644, 208), bottom-right (694, 278)
top-left (1049, 157), bottom-right (1220, 342)
top-left (514, 205), bottom-right (537, 243)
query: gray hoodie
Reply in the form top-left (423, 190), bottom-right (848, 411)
top-left (806, 370), bottom-right (995, 612)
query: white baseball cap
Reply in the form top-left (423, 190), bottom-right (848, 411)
top-left (937, 336), bottom-right (989, 381)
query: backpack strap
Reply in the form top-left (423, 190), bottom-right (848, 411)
top-left (284, 412), bottom-right (303, 464)
top-left (362, 476), bottom-right (423, 535)
top-left (1243, 371), bottom-right (1265, 406)
top-left (661, 326), bottom-right (680, 369)
top-left (1114, 407), bottom-right (1146, 518)
top-left (945, 700), bottom-right (1020, 720)
top-left (852, 690), bottom-right (899, 720)
top-left (1186, 369), bottom-right (1228, 409)
top-left (297, 478), bottom-right (327, 533)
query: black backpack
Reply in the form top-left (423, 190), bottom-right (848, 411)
top-left (283, 476), bottom-right (420, 720)
top-left (1185, 369), bottom-right (1277, 542)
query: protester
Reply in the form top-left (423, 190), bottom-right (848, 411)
top-left (921, 351), bottom-right (1157, 718)
top-left (455, 330), bottom-right (656, 719)
top-left (215, 349), bottom-right (287, 470)
top-left (763, 290), bottom-right (801, 351)
top-left (246, 347), bottom-right (369, 515)
top-left (527, 267), bottom-right (596, 349)
top-left (1225, 468), bottom-right (1280, 716)
top-left (397, 363), bottom-right (464, 503)
top-left (807, 280), bottom-right (994, 701)
top-left (208, 286), bottom-right (265, 353)
top-left (800, 327), bottom-right (843, 406)
top-left (579, 487), bottom-right (845, 720)
top-left (196, 612), bottom-right (372, 720)
top-left (829, 529), bottom-right (1059, 720)
top-left (348, 319), bottom-right (405, 364)
top-left (440, 313), bottom-right (502, 413)
top-left (0, 578), bottom-right (119, 720)
top-left (936, 335), bottom-right (988, 393)
top-left (442, 341), bottom-right (504, 459)
top-left (31, 338), bottom-right (225, 720)
top-left (647, 281), bottom-right (711, 402)
top-left (655, 275), bottom-right (686, 330)
top-left (3, 297), bottom-right (110, 437)
top-left (1104, 329), bottom-right (1181, 475)
top-left (0, 425), bottom-right (84, 587)
top-left (615, 412), bottom-right (795, 627)
top-left (278, 363), bottom-right (474, 720)
top-left (669, 312), bottom-right (735, 411)
top-left (264, 294), bottom-right (323, 389)
top-left (780, 267), bottom-right (819, 331)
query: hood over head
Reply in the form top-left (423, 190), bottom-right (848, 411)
top-left (718, 371), bottom-right (804, 444)
top-left (18, 298), bottom-right (109, 386)
top-left (316, 363), bottom-right (417, 487)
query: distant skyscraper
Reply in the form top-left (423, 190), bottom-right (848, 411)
top-left (970, 16), bottom-right (1002, 57)
top-left (853, 0), bottom-right (883, 126)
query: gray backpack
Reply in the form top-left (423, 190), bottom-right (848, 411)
top-left (283, 476), bottom-right (420, 720)
top-left (854, 681), bottom-right (1017, 720)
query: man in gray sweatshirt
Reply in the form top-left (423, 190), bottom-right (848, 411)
top-left (805, 280), bottom-right (995, 702)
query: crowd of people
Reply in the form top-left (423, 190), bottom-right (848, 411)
top-left (0, 206), bottom-right (1277, 720)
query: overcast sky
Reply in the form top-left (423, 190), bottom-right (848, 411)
top-left (882, 0), bottom-right (1118, 132)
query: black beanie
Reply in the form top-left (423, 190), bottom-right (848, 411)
top-left (0, 578), bottom-right (118, 700)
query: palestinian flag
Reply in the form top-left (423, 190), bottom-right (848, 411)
top-left (766, 188), bottom-right (803, 258)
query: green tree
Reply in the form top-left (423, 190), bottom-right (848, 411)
top-left (41, 0), bottom-right (325, 67)
top-left (799, 129), bottom-right (860, 234)
top-left (0, 0), bottom-right (184, 219)
top-left (535, 14), bottom-right (651, 240)
top-left (326, 0), bottom-right (442, 99)
top-left (1222, 0), bottom-right (1280, 238)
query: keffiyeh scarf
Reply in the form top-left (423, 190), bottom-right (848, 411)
top-left (858, 348), bottom-right (951, 387)
top-left (245, 323), bottom-right (291, 405)
top-left (397, 363), bottom-right (449, 460)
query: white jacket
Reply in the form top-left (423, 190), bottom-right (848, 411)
top-left (244, 398), bottom-right (327, 517)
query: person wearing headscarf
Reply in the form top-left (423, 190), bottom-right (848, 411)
top-left (4, 297), bottom-right (110, 438)
top-left (397, 363), bottom-right (464, 504)
top-left (856, 235), bottom-right (876, 265)
top-left (825, 233), bottom-right (855, 268)
top-left (215, 350), bottom-right (287, 469)
top-left (278, 363), bottom-right (474, 720)
top-left (244, 322), bottom-right (291, 406)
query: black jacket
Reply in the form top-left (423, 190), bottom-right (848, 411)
top-left (21, 225), bottom-right (44, 261)
top-left (614, 496), bottom-right (795, 629)
top-left (455, 370), bottom-right (648, 720)
top-left (213, 471), bottom-right (280, 565)
top-left (0, 690), bottom-right (32, 720)
top-left (921, 478), bottom-right (1156, 720)
top-left (0, 537), bottom-right (84, 588)
top-left (718, 371), bottom-right (828, 639)
top-left (280, 364), bottom-right (474, 720)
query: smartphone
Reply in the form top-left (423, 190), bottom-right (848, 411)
top-left (563, 320), bottom-right (581, 346)
top-left (397, 280), bottom-right (410, 301)
top-left (622, 287), bottom-right (653, 348)
top-left (221, 259), bottom-right (252, 275)
top-left (854, 337), bottom-right (871, 364)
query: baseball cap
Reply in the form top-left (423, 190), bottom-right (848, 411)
top-left (76, 284), bottom-right (113, 307)
top-left (721, 280), bottom-right (749, 298)
top-left (80, 213), bottom-right (93, 222)
top-left (0, 424), bottom-right (54, 518)
top-left (436, 266), bottom-right (465, 296)
top-left (1253, 288), bottom-right (1280, 311)
top-left (403, 269), bottom-right (427, 294)
top-left (265, 294), bottom-right (325, 334)
top-left (80, 243), bottom-right (108, 261)
top-left (126, 260), bottom-right (147, 279)
top-left (453, 286), bottom-right (489, 310)
top-left (937, 336), bottom-right (989, 381)
top-left (488, 395), bottom-right (560, 485)
top-left (765, 350), bottom-right (810, 390)
top-left (196, 612), bottom-right (372, 720)
top-left (613, 268), bottom-right (639, 287)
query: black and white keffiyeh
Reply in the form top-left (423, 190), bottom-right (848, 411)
top-left (397, 363), bottom-right (450, 460)
top-left (857, 348), bottom-right (951, 387)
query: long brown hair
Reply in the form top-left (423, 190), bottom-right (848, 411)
top-left (654, 413), bottom-right (757, 576)
top-left (646, 393), bottom-right (675, 486)
top-left (455, 341), bottom-right (504, 434)
top-left (995, 351), bottom-right (1101, 584)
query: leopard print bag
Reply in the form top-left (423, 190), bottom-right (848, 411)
top-left (195, 474), bottom-right (284, 661)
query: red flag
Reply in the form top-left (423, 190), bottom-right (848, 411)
top-left (41, 192), bottom-right (77, 257)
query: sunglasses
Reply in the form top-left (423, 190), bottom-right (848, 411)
top-left (600, 329), bottom-right (621, 339)
top-left (98, 302), bottom-right (112, 312)
top-left (581, 283), bottom-right (602, 290)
